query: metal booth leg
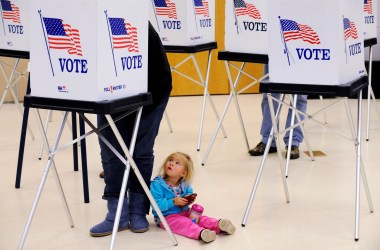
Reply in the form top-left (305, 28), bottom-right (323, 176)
top-left (164, 110), bottom-right (173, 133)
top-left (15, 76), bottom-right (33, 189)
top-left (79, 116), bottom-right (90, 203)
top-left (354, 90), bottom-right (363, 241)
top-left (284, 95), bottom-right (315, 178)
top-left (192, 50), bottom-right (227, 151)
top-left (19, 110), bottom-right (74, 250)
top-left (0, 58), bottom-right (35, 139)
top-left (202, 61), bottom-right (246, 165)
top-left (242, 94), bottom-right (290, 226)
top-left (365, 45), bottom-right (380, 141)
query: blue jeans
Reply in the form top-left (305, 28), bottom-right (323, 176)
top-left (97, 95), bottom-right (169, 205)
top-left (260, 93), bottom-right (307, 147)
top-left (261, 64), bottom-right (307, 147)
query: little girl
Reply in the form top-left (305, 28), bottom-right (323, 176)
top-left (150, 152), bottom-right (236, 243)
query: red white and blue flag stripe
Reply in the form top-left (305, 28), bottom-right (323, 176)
top-left (1, 0), bottom-right (20, 23)
top-left (364, 0), bottom-right (373, 15)
top-left (234, 0), bottom-right (261, 20)
top-left (280, 19), bottom-right (320, 44)
top-left (343, 18), bottom-right (358, 40)
top-left (153, 0), bottom-right (177, 19)
top-left (194, 0), bottom-right (209, 17)
top-left (43, 17), bottom-right (83, 56)
top-left (109, 18), bottom-right (139, 52)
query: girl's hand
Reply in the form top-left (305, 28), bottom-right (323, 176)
top-left (173, 197), bottom-right (188, 207)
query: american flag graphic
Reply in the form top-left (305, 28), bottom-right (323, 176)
top-left (1, 0), bottom-right (20, 23)
top-left (234, 0), bottom-right (261, 19)
top-left (43, 18), bottom-right (83, 56)
top-left (280, 19), bottom-right (320, 44)
top-left (109, 18), bottom-right (139, 53)
top-left (194, 0), bottom-right (209, 17)
top-left (364, 0), bottom-right (373, 15)
top-left (153, 0), bottom-right (177, 19)
top-left (343, 18), bottom-right (358, 40)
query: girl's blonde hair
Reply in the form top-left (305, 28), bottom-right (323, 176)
top-left (159, 152), bottom-right (194, 183)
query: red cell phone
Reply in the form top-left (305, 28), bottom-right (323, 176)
top-left (184, 193), bottom-right (197, 204)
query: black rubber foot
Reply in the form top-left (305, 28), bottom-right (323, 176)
top-left (241, 224), bottom-right (245, 227)
top-left (38, 158), bottom-right (41, 160)
top-left (366, 139), bottom-right (369, 141)
top-left (197, 149), bottom-right (200, 151)
top-left (201, 163), bottom-right (205, 166)
top-left (355, 238), bottom-right (359, 242)
top-left (286, 176), bottom-right (288, 178)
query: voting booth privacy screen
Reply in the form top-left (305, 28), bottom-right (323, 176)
top-left (29, 0), bottom-right (148, 101)
top-left (0, 0), bottom-right (29, 51)
top-left (364, 0), bottom-right (378, 60)
top-left (225, 0), bottom-right (267, 55)
top-left (268, 0), bottom-right (366, 85)
top-left (149, 0), bottom-right (215, 46)
top-left (363, 0), bottom-right (377, 40)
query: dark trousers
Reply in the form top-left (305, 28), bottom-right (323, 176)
top-left (97, 95), bottom-right (169, 213)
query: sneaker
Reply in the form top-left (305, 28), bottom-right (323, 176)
top-left (200, 229), bottom-right (216, 243)
top-left (248, 142), bottom-right (277, 156)
top-left (285, 146), bottom-right (300, 160)
top-left (218, 219), bottom-right (236, 235)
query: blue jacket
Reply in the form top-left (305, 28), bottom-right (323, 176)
top-left (150, 176), bottom-right (194, 218)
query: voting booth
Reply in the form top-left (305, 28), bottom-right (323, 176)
top-left (268, 0), bottom-right (366, 85)
top-left (225, 0), bottom-right (268, 54)
top-left (149, 0), bottom-right (215, 46)
top-left (363, 0), bottom-right (377, 40)
top-left (0, 0), bottom-right (29, 52)
top-left (29, 0), bottom-right (148, 101)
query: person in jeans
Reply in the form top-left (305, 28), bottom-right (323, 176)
top-left (249, 65), bottom-right (307, 159)
top-left (90, 22), bottom-right (172, 237)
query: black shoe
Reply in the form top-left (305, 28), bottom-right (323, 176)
top-left (248, 142), bottom-right (277, 156)
top-left (285, 146), bottom-right (300, 160)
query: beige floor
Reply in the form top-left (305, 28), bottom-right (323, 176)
top-left (1, 94), bottom-right (380, 250)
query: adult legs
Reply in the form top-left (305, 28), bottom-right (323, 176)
top-left (261, 94), bottom-right (308, 147)
top-left (283, 94), bottom-right (308, 147)
top-left (90, 95), bottom-right (169, 236)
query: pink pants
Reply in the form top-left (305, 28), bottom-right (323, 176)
top-left (159, 210), bottom-right (221, 240)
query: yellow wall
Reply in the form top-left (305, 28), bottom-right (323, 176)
top-left (0, 57), bottom-right (29, 103)
top-left (169, 0), bottom-right (263, 96)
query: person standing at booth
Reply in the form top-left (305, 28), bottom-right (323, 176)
top-left (249, 65), bottom-right (307, 159)
top-left (90, 22), bottom-right (172, 237)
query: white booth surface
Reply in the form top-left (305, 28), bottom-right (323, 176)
top-left (268, 0), bottom-right (366, 85)
top-left (363, 0), bottom-right (377, 40)
top-left (149, 0), bottom-right (215, 46)
top-left (364, 0), bottom-right (379, 60)
top-left (225, 0), bottom-right (267, 55)
top-left (0, 0), bottom-right (29, 51)
top-left (29, 0), bottom-right (148, 101)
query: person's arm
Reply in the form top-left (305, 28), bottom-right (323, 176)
top-left (150, 181), bottom-right (176, 212)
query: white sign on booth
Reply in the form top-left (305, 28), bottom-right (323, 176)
top-left (0, 0), bottom-right (29, 52)
top-left (149, 0), bottom-right (215, 46)
top-left (225, 0), bottom-right (267, 54)
top-left (268, 0), bottom-right (366, 85)
top-left (29, 0), bottom-right (148, 101)
top-left (363, 0), bottom-right (377, 40)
